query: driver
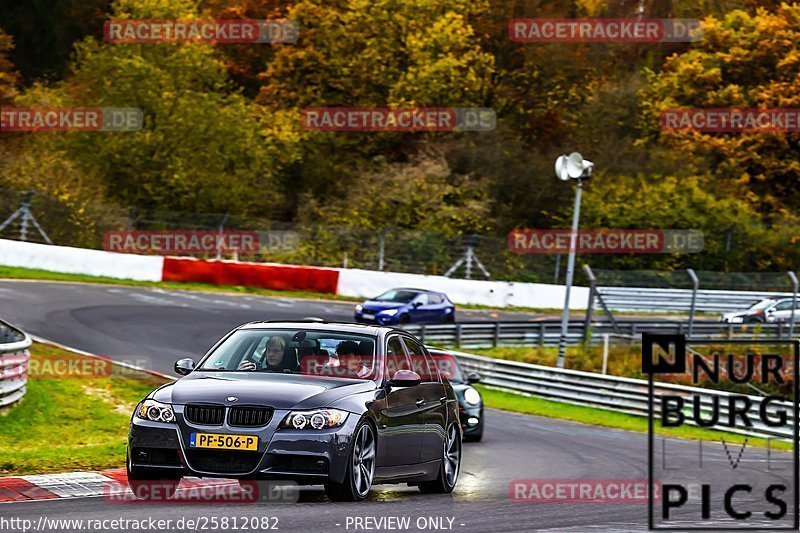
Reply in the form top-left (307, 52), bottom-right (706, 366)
top-left (238, 336), bottom-right (287, 371)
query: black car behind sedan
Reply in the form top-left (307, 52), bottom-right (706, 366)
top-left (428, 349), bottom-right (483, 442)
top-left (128, 321), bottom-right (463, 502)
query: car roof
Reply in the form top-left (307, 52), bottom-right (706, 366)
top-left (237, 320), bottom-right (398, 336)
top-left (381, 287), bottom-right (444, 295)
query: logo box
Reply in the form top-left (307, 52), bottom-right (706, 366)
top-left (645, 334), bottom-right (800, 530)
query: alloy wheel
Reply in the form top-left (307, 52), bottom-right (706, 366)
top-left (444, 424), bottom-right (461, 488)
top-left (352, 424), bottom-right (376, 497)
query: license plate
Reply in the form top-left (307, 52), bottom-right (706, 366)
top-left (189, 432), bottom-right (258, 451)
top-left (362, 313), bottom-right (375, 320)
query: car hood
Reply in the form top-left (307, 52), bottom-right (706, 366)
top-left (362, 300), bottom-right (406, 311)
top-left (152, 372), bottom-right (376, 410)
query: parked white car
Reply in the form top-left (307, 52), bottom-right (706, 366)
top-left (720, 298), bottom-right (799, 324)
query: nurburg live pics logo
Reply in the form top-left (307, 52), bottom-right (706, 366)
top-left (643, 333), bottom-right (800, 530)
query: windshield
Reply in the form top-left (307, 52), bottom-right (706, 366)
top-left (431, 354), bottom-right (464, 383)
top-left (198, 329), bottom-right (377, 380)
top-left (375, 290), bottom-right (420, 303)
top-left (748, 300), bottom-right (775, 310)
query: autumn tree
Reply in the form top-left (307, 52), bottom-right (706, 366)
top-left (640, 4), bottom-right (800, 214)
top-left (4, 0), bottom-right (284, 216)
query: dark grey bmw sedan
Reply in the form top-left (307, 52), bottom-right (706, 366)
top-left (127, 321), bottom-right (462, 501)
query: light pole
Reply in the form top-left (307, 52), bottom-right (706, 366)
top-left (555, 153), bottom-right (594, 368)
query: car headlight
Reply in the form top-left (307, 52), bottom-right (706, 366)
top-left (381, 309), bottom-right (399, 317)
top-left (730, 316), bottom-right (744, 323)
top-left (136, 399), bottom-right (175, 423)
top-left (464, 387), bottom-right (481, 406)
top-left (355, 304), bottom-right (363, 312)
top-left (281, 409), bottom-right (349, 430)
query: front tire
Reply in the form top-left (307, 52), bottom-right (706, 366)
top-left (126, 452), bottom-right (181, 501)
top-left (325, 420), bottom-right (376, 502)
top-left (419, 424), bottom-right (461, 494)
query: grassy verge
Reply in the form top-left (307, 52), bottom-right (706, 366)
top-left (477, 385), bottom-right (792, 451)
top-left (0, 343), bottom-right (168, 476)
top-left (0, 265), bottom-right (362, 303)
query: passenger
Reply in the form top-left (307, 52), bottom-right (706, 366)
top-left (335, 340), bottom-right (370, 378)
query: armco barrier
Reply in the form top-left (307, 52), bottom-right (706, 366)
top-left (450, 347), bottom-right (798, 440)
top-left (406, 320), bottom-right (798, 349)
top-left (162, 257), bottom-right (340, 294)
top-left (0, 320), bottom-right (31, 407)
top-left (597, 286), bottom-right (796, 313)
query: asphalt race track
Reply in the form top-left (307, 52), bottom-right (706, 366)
top-left (0, 280), bottom-right (545, 375)
top-left (0, 280), bottom-right (790, 532)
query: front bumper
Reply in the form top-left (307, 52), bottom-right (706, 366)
top-left (458, 404), bottom-right (483, 435)
top-left (354, 311), bottom-right (400, 325)
top-left (129, 408), bottom-right (360, 484)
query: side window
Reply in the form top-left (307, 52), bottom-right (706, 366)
top-left (403, 337), bottom-right (438, 382)
top-left (774, 301), bottom-right (792, 311)
top-left (385, 336), bottom-right (409, 379)
top-left (415, 293), bottom-right (429, 305)
top-left (429, 293), bottom-right (443, 305)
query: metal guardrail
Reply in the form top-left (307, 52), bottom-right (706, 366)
top-left (450, 348), bottom-right (797, 440)
top-left (404, 320), bottom-right (798, 349)
top-left (0, 320), bottom-right (31, 407)
top-left (597, 286), bottom-right (796, 313)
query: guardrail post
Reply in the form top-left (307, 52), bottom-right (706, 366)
top-left (455, 324), bottom-right (462, 348)
top-left (582, 265), bottom-right (596, 343)
top-left (493, 322), bottom-right (500, 347)
top-left (539, 323), bottom-right (545, 347)
top-left (631, 323), bottom-right (637, 337)
top-left (420, 325), bottom-right (426, 344)
top-left (687, 269), bottom-right (699, 338)
top-left (789, 271), bottom-right (798, 340)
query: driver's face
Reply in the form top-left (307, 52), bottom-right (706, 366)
top-left (266, 345), bottom-right (284, 366)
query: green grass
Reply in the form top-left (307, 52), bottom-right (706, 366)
top-left (0, 343), bottom-right (168, 476)
top-left (477, 385), bottom-right (793, 451)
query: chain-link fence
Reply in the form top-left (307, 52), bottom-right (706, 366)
top-left (0, 188), bottom-right (561, 282)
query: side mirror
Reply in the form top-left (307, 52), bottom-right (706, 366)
top-left (174, 358), bottom-right (196, 376)
top-left (412, 301), bottom-right (423, 308)
top-left (466, 372), bottom-right (481, 384)
top-left (388, 370), bottom-right (422, 387)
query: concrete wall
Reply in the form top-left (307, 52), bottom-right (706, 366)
top-left (0, 239), bottom-right (589, 309)
top-left (337, 268), bottom-right (589, 310)
top-left (0, 239), bottom-right (164, 282)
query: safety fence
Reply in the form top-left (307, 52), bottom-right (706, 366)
top-left (0, 320), bottom-right (31, 407)
top-left (405, 320), bottom-right (799, 349)
top-left (450, 347), bottom-right (798, 440)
